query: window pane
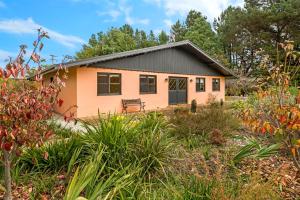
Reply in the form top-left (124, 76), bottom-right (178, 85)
top-left (98, 74), bottom-right (109, 83)
top-left (196, 84), bottom-right (200, 91)
top-left (169, 79), bottom-right (176, 90)
top-left (196, 78), bottom-right (205, 92)
top-left (178, 79), bottom-right (186, 90)
top-left (213, 78), bottom-right (220, 91)
top-left (140, 76), bottom-right (147, 84)
top-left (200, 84), bottom-right (204, 91)
top-left (148, 76), bottom-right (155, 84)
top-left (140, 75), bottom-right (156, 93)
top-left (98, 83), bottom-right (109, 94)
top-left (110, 74), bottom-right (120, 83)
top-left (110, 84), bottom-right (121, 94)
top-left (149, 85), bottom-right (156, 93)
top-left (140, 84), bottom-right (148, 93)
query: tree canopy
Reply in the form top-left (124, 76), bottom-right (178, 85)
top-left (76, 1), bottom-right (300, 82)
top-left (215, 0), bottom-right (300, 77)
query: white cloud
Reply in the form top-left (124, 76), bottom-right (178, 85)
top-left (0, 18), bottom-right (85, 48)
top-left (0, 1), bottom-right (5, 8)
top-left (119, 0), bottom-right (150, 25)
top-left (145, 0), bottom-right (244, 22)
top-left (97, 10), bottom-right (121, 21)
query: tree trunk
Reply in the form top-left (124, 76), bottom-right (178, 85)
top-left (3, 150), bottom-right (12, 200)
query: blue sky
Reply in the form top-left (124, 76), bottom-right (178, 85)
top-left (0, 0), bottom-right (243, 66)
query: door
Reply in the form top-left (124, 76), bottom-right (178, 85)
top-left (168, 77), bottom-right (187, 105)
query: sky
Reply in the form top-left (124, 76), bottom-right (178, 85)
top-left (0, 0), bottom-right (244, 66)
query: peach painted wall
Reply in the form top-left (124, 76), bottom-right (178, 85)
top-left (75, 67), bottom-right (225, 118)
top-left (44, 68), bottom-right (78, 117)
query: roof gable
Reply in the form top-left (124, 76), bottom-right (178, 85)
top-left (94, 46), bottom-right (222, 76)
top-left (42, 40), bottom-right (236, 77)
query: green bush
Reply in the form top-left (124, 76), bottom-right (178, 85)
top-left (16, 137), bottom-right (83, 173)
top-left (170, 105), bottom-right (240, 140)
top-left (80, 112), bottom-right (174, 175)
top-left (136, 113), bottom-right (174, 175)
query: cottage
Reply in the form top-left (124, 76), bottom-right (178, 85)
top-left (42, 40), bottom-right (235, 118)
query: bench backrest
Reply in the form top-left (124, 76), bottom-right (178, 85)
top-left (122, 98), bottom-right (141, 105)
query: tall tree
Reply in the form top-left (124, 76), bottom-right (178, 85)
top-left (170, 20), bottom-right (186, 42)
top-left (158, 30), bottom-right (169, 44)
top-left (216, 0), bottom-right (300, 77)
top-left (185, 10), bottom-right (203, 28)
top-left (76, 25), bottom-right (161, 59)
top-left (184, 13), bottom-right (221, 57)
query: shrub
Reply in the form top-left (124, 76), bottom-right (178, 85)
top-left (170, 105), bottom-right (240, 140)
top-left (239, 42), bottom-right (300, 170)
top-left (64, 145), bottom-right (135, 200)
top-left (134, 113), bottom-right (174, 175)
top-left (80, 112), bottom-right (174, 176)
top-left (209, 129), bottom-right (226, 146)
top-left (16, 137), bottom-right (83, 172)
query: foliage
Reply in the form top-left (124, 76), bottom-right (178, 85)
top-left (0, 29), bottom-right (69, 199)
top-left (171, 10), bottom-right (228, 65)
top-left (79, 112), bottom-right (173, 175)
top-left (16, 137), bottom-right (83, 173)
top-left (77, 10), bottom-right (228, 66)
top-left (215, 0), bottom-right (300, 77)
top-left (170, 104), bottom-right (240, 140)
top-left (76, 24), bottom-right (168, 59)
top-left (182, 176), bottom-right (215, 200)
top-left (238, 41), bottom-right (300, 170)
top-left (64, 145), bottom-right (135, 200)
top-left (134, 112), bottom-right (174, 175)
top-left (233, 137), bottom-right (280, 164)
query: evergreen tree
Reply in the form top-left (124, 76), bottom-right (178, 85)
top-left (158, 30), bottom-right (169, 44)
top-left (170, 20), bottom-right (186, 42)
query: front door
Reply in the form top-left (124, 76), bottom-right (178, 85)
top-left (168, 77), bottom-right (187, 105)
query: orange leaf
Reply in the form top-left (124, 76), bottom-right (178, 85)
top-left (291, 148), bottom-right (296, 157)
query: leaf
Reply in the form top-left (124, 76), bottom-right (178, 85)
top-left (39, 43), bottom-right (44, 51)
top-left (291, 148), bottom-right (296, 157)
top-left (31, 53), bottom-right (40, 63)
top-left (0, 184), bottom-right (6, 192)
top-left (58, 99), bottom-right (64, 107)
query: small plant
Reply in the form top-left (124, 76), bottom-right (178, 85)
top-left (209, 129), bottom-right (225, 146)
top-left (191, 99), bottom-right (197, 113)
top-left (64, 145), bottom-right (135, 200)
top-left (233, 137), bottom-right (281, 164)
top-left (182, 176), bottom-right (215, 200)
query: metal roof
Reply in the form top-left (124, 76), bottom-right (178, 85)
top-left (42, 40), bottom-right (236, 77)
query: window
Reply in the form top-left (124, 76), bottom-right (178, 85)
top-left (140, 75), bottom-right (157, 94)
top-left (212, 78), bottom-right (220, 91)
top-left (97, 73), bottom-right (121, 95)
top-left (196, 78), bottom-right (205, 92)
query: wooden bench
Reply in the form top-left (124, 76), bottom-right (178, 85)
top-left (122, 98), bottom-right (145, 113)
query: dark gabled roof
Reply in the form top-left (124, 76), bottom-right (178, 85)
top-left (42, 40), bottom-right (236, 77)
